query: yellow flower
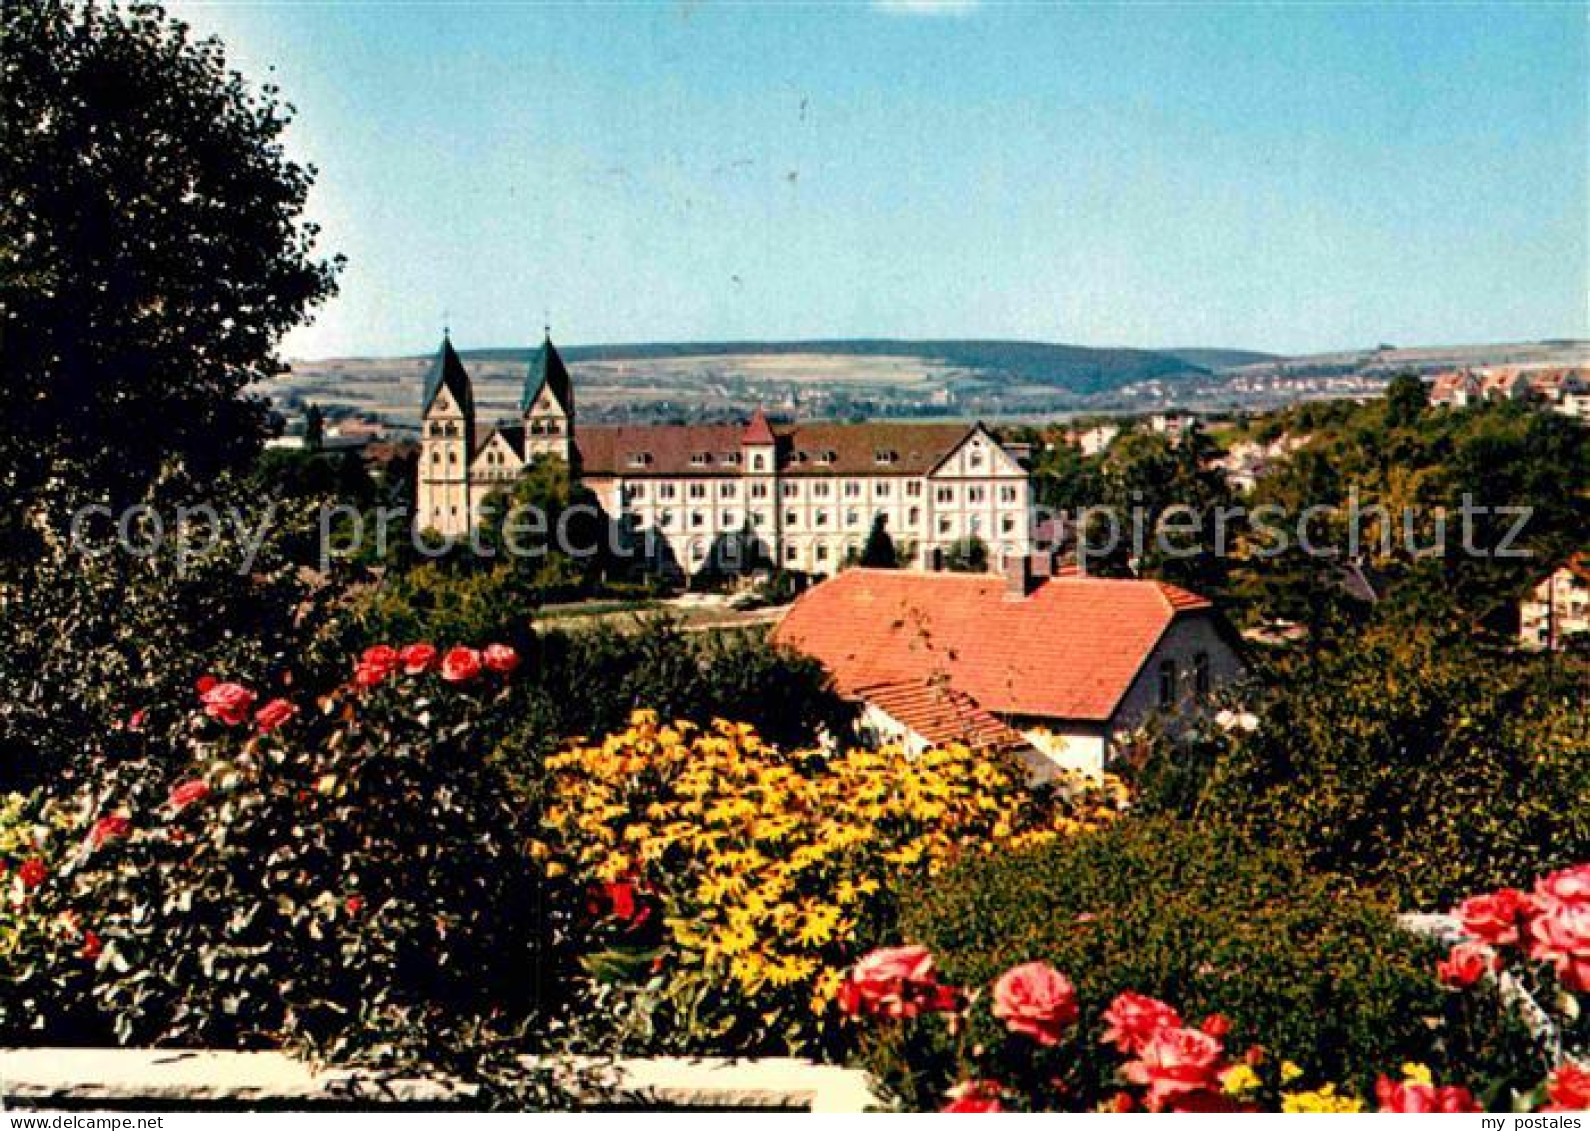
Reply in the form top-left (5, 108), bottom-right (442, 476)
top-left (1221, 1065), bottom-right (1262, 1096)
top-left (1281, 1085), bottom-right (1365, 1113)
top-left (1280, 1060), bottom-right (1304, 1084)
top-left (1401, 1062), bottom-right (1433, 1086)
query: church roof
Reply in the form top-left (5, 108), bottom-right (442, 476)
top-left (522, 333), bottom-right (573, 415)
top-left (421, 336), bottom-right (474, 419)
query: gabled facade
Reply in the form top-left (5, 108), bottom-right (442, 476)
top-left (772, 560), bottom-right (1245, 777)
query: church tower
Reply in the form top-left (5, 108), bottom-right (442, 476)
top-left (522, 330), bottom-right (575, 465)
top-left (417, 334), bottom-right (476, 537)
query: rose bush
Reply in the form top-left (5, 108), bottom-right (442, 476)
top-left (1444, 865), bottom-right (1590, 1112)
top-left (888, 818), bottom-right (1538, 1106)
top-left (839, 943), bottom-right (1497, 1112)
top-left (0, 640), bottom-right (563, 1075)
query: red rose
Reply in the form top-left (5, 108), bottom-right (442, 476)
top-left (1121, 1026), bottom-right (1227, 1111)
top-left (200, 681), bottom-right (256, 726)
top-left (992, 961), bottom-right (1078, 1046)
top-left (943, 1081), bottom-right (1003, 1113)
top-left (195, 674), bottom-right (218, 695)
top-left (345, 895), bottom-right (364, 916)
top-left (1375, 1076), bottom-right (1480, 1113)
top-left (1199, 1013), bottom-right (1232, 1039)
top-left (482, 643), bottom-right (520, 674)
top-left (1458, 887), bottom-right (1533, 947)
top-left (1530, 864), bottom-right (1590, 992)
top-left (89, 814), bottom-right (130, 850)
top-left (440, 645), bottom-right (483, 683)
top-left (1106, 1092), bottom-right (1135, 1113)
top-left (1437, 941), bottom-right (1499, 987)
top-left (354, 644), bottom-right (401, 688)
top-left (1544, 1062), bottom-right (1590, 1112)
top-left (253, 697), bottom-right (298, 734)
top-left (838, 944), bottom-right (954, 1020)
top-left (127, 708), bottom-right (147, 731)
top-left (18, 858), bottom-right (47, 889)
top-left (169, 779), bottom-right (210, 810)
top-left (80, 930), bottom-right (102, 961)
top-left (1101, 991), bottom-right (1182, 1055)
top-left (399, 643), bottom-right (438, 674)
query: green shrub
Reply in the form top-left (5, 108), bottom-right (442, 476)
top-left (892, 819), bottom-right (1538, 1107)
top-left (1127, 623), bottom-right (1590, 908)
top-left (1, 642), bottom-right (561, 1064)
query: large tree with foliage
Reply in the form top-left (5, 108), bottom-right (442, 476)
top-left (1, 1), bottom-right (340, 557)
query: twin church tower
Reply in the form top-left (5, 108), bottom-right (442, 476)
top-left (416, 332), bottom-right (573, 536)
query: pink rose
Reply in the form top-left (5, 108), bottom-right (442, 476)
top-left (200, 681), bottom-right (256, 726)
top-left (1121, 1026), bottom-right (1227, 1111)
top-left (1458, 887), bottom-right (1533, 947)
top-left (254, 697), bottom-right (298, 734)
top-left (169, 780), bottom-right (211, 810)
top-left (1530, 898), bottom-right (1590, 992)
top-left (1101, 991), bottom-right (1182, 1055)
top-left (943, 1081), bottom-right (1003, 1113)
top-left (1437, 941), bottom-right (1499, 987)
top-left (89, 814), bottom-right (130, 850)
top-left (482, 643), bottom-right (520, 674)
top-left (837, 944), bottom-right (955, 1020)
top-left (354, 644), bottom-right (401, 688)
top-left (399, 643), bottom-right (438, 674)
top-left (440, 646), bottom-right (483, 684)
top-left (1375, 1076), bottom-right (1480, 1113)
top-left (992, 961), bottom-right (1078, 1046)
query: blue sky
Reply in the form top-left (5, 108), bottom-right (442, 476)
top-left (167, 1), bottom-right (1587, 359)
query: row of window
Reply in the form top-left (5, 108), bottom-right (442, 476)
top-left (640, 507), bottom-right (1022, 537)
top-left (622, 480), bottom-right (1021, 505)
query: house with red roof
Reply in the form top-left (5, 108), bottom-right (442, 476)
top-left (772, 557), bottom-right (1244, 778)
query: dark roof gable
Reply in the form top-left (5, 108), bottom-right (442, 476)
top-left (421, 336), bottom-right (475, 419)
top-left (522, 333), bottom-right (574, 415)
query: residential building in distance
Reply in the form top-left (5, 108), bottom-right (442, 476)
top-left (1519, 554), bottom-right (1590, 651)
top-left (772, 557), bottom-right (1244, 777)
top-left (417, 335), bottom-right (1034, 577)
top-left (1427, 365), bottom-right (1589, 421)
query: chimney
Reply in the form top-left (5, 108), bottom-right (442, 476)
top-left (1004, 551), bottom-right (1053, 599)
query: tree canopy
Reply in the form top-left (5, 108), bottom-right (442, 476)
top-left (1, 1), bottom-right (340, 557)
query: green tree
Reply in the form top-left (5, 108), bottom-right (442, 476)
top-left (942, 536), bottom-right (988, 573)
top-left (1383, 371), bottom-right (1429, 429)
top-left (858, 514), bottom-right (899, 568)
top-left (1, 1), bottom-right (340, 559)
top-left (304, 404), bottom-right (326, 452)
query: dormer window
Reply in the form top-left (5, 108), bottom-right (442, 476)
top-left (721, 452), bottom-right (741, 466)
top-left (690, 452), bottom-right (712, 467)
top-left (874, 449), bottom-right (898, 465)
top-left (815, 449), bottom-right (837, 466)
top-left (627, 452), bottom-right (653, 468)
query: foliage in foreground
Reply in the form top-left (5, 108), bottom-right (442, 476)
top-left (537, 712), bottom-right (1127, 1059)
top-left (1, 641), bottom-right (556, 1072)
top-left (892, 819), bottom-right (1541, 1106)
top-left (1128, 619), bottom-right (1590, 908)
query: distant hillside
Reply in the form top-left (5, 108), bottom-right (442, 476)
top-left (1160, 347), bottom-right (1281, 371)
top-left (447, 338), bottom-right (1211, 395)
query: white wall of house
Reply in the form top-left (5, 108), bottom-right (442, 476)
top-left (1018, 724), bottom-right (1108, 780)
top-left (1111, 615), bottom-right (1244, 737)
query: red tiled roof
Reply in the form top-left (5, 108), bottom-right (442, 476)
top-left (856, 678), bottom-right (1028, 751)
top-left (577, 420), bottom-right (980, 478)
top-left (772, 569), bottom-right (1213, 722)
top-left (742, 408), bottom-right (776, 445)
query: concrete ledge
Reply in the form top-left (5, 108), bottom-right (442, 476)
top-left (0, 1049), bottom-right (879, 1112)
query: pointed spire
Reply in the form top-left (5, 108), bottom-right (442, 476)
top-left (421, 333), bottom-right (474, 418)
top-left (742, 407), bottom-right (776, 446)
top-left (522, 329), bottom-right (573, 415)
